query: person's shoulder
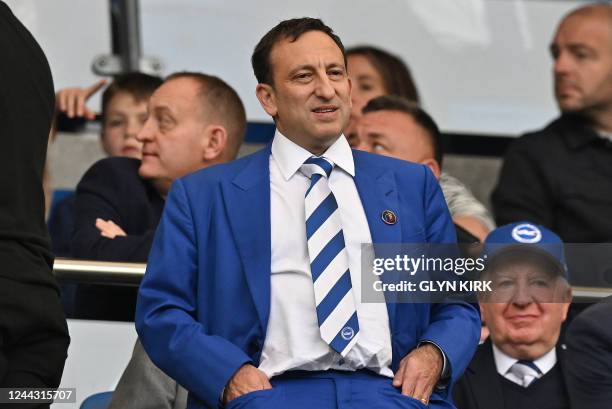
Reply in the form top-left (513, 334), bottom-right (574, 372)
top-left (353, 149), bottom-right (427, 174)
top-left (77, 157), bottom-right (144, 194)
top-left (86, 156), bottom-right (142, 177)
top-left (516, 116), bottom-right (573, 145)
top-left (569, 296), bottom-right (612, 335)
top-left (502, 117), bottom-right (566, 159)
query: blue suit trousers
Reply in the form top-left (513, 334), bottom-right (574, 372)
top-left (223, 370), bottom-right (454, 409)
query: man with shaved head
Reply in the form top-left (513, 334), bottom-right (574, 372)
top-left (71, 72), bottom-right (246, 321)
top-left (493, 3), bottom-right (612, 243)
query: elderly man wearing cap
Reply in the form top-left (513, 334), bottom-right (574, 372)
top-left (453, 222), bottom-right (573, 409)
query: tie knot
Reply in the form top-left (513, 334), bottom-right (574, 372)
top-left (508, 360), bottom-right (542, 387)
top-left (301, 156), bottom-right (334, 179)
top-left (516, 360), bottom-right (543, 375)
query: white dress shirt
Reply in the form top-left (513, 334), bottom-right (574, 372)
top-left (258, 131), bottom-right (393, 378)
top-left (492, 343), bottom-right (557, 386)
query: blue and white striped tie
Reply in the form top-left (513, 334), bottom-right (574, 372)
top-left (508, 360), bottom-right (543, 387)
top-left (301, 156), bottom-right (359, 356)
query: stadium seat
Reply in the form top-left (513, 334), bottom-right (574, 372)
top-left (80, 391), bottom-right (113, 409)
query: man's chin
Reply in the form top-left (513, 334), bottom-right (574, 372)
top-left (311, 124), bottom-right (345, 142)
top-left (557, 97), bottom-right (585, 113)
top-left (138, 165), bottom-right (157, 180)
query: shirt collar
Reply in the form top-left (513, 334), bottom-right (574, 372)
top-left (597, 130), bottom-right (612, 142)
top-left (492, 343), bottom-right (557, 376)
top-left (271, 129), bottom-right (355, 181)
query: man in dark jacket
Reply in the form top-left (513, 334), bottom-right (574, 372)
top-left (70, 72), bottom-right (246, 321)
top-left (454, 223), bottom-right (573, 409)
top-left (0, 2), bottom-right (70, 407)
top-left (492, 4), bottom-right (612, 243)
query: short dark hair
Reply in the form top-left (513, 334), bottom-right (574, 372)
top-left (165, 72), bottom-right (246, 159)
top-left (346, 46), bottom-right (420, 104)
top-left (252, 17), bottom-right (346, 86)
top-left (363, 95), bottom-right (443, 166)
top-left (101, 72), bottom-right (162, 124)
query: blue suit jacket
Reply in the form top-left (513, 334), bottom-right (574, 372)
top-left (136, 147), bottom-right (480, 409)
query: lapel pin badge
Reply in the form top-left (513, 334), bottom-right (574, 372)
top-left (381, 210), bottom-right (397, 225)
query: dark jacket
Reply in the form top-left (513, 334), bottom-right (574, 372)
top-left (453, 339), bottom-right (571, 409)
top-left (0, 0), bottom-right (56, 288)
top-left (566, 296), bottom-right (612, 409)
top-left (492, 114), bottom-right (612, 243)
top-left (71, 157), bottom-right (165, 262)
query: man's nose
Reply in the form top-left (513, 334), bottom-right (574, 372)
top-left (510, 282), bottom-right (534, 307)
top-left (553, 50), bottom-right (572, 76)
top-left (136, 118), bottom-right (153, 143)
top-left (314, 75), bottom-right (336, 100)
top-left (126, 118), bottom-right (141, 140)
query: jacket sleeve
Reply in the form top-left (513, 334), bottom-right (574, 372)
top-left (136, 179), bottom-right (252, 408)
top-left (491, 138), bottom-right (555, 227)
top-left (71, 160), bottom-right (156, 262)
top-left (418, 167), bottom-right (481, 388)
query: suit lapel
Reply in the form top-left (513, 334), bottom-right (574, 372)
top-left (222, 146), bottom-right (272, 333)
top-left (557, 343), bottom-right (571, 396)
top-left (468, 340), bottom-right (504, 408)
top-left (353, 152), bottom-right (401, 330)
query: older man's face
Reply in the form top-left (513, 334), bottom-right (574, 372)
top-left (136, 77), bottom-right (208, 187)
top-left (480, 262), bottom-right (571, 360)
top-left (261, 30), bottom-right (351, 153)
top-left (551, 11), bottom-right (612, 114)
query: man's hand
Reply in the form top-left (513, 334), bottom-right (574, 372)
top-left (56, 79), bottom-right (107, 119)
top-left (393, 344), bottom-right (443, 405)
top-left (223, 364), bottom-right (272, 405)
top-left (96, 218), bottom-right (127, 239)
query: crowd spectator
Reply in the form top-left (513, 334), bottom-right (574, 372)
top-left (492, 3), bottom-right (612, 242)
top-left (47, 73), bottom-right (163, 256)
top-left (454, 222), bottom-right (573, 409)
top-left (352, 95), bottom-right (495, 241)
top-left (105, 72), bottom-right (245, 409)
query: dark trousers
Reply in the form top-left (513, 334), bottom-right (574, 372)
top-left (0, 277), bottom-right (70, 409)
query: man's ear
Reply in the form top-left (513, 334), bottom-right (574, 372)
top-left (256, 83), bottom-right (278, 117)
top-left (422, 158), bottom-right (442, 180)
top-left (202, 124), bottom-right (228, 162)
top-left (560, 281), bottom-right (573, 321)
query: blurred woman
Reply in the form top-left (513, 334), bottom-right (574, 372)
top-left (347, 46), bottom-right (419, 124)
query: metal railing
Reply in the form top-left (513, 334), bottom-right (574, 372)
top-left (53, 258), bottom-right (145, 286)
top-left (52, 259), bottom-right (612, 302)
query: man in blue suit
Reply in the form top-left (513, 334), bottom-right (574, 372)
top-left (136, 17), bottom-right (480, 409)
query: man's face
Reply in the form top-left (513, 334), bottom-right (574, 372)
top-left (351, 110), bottom-right (434, 164)
top-left (102, 91), bottom-right (147, 159)
top-left (481, 262), bottom-right (571, 360)
top-left (259, 30), bottom-right (351, 152)
top-left (551, 12), bottom-right (612, 113)
top-left (137, 77), bottom-right (208, 186)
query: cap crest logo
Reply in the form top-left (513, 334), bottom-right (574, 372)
top-left (511, 223), bottom-right (542, 243)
